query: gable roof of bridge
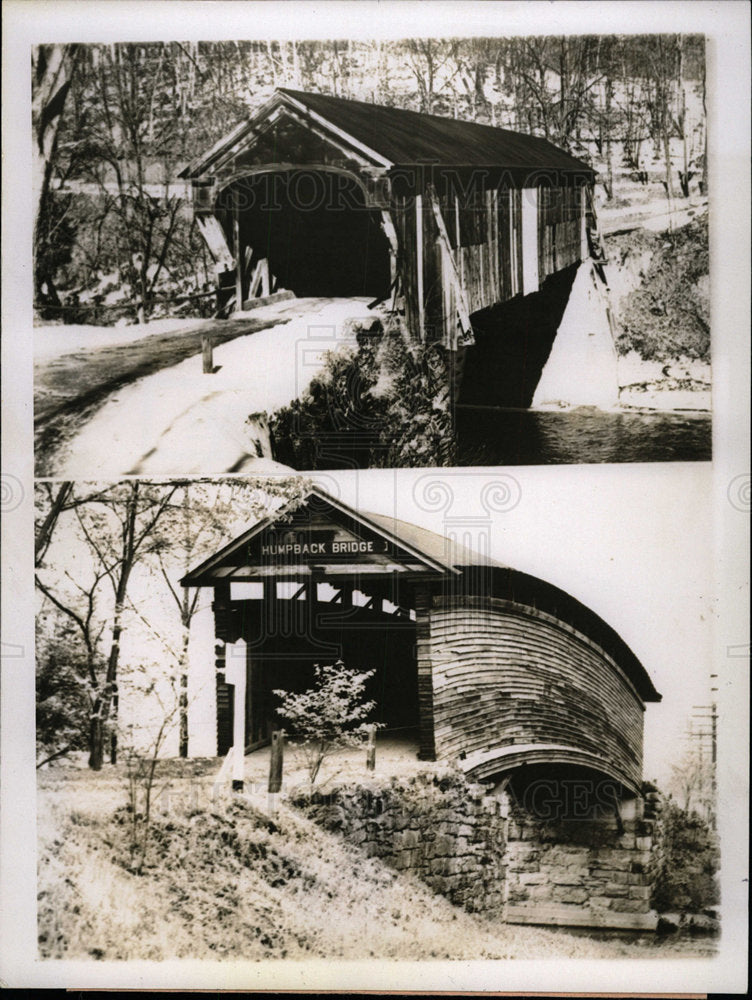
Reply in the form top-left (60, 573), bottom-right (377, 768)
top-left (369, 509), bottom-right (659, 703)
top-left (182, 486), bottom-right (659, 703)
top-left (179, 87), bottom-right (595, 180)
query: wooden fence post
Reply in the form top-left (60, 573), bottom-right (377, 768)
top-left (201, 335), bottom-right (214, 374)
top-left (366, 724), bottom-right (376, 771)
top-left (268, 730), bottom-right (284, 793)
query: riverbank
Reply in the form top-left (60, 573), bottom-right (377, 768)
top-left (617, 353), bottom-right (711, 412)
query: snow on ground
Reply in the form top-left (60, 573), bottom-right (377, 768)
top-left (34, 317), bottom-right (210, 362)
top-left (51, 299), bottom-right (373, 478)
top-left (617, 352), bottom-right (712, 412)
top-left (599, 195), bottom-right (707, 235)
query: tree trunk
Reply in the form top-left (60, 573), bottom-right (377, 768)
top-left (89, 712), bottom-right (104, 770)
top-left (663, 126), bottom-right (675, 227)
top-left (106, 601), bottom-right (125, 764)
top-left (604, 81), bottom-right (614, 202)
top-left (35, 482), bottom-right (73, 566)
top-left (179, 627), bottom-right (190, 758)
top-left (32, 45), bottom-right (77, 265)
top-left (110, 685), bottom-right (119, 764)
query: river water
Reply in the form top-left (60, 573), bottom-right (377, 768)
top-left (456, 406), bottom-right (712, 465)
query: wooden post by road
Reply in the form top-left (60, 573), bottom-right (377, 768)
top-left (366, 724), bottom-right (376, 771)
top-left (201, 335), bottom-right (214, 373)
top-left (268, 730), bottom-right (284, 793)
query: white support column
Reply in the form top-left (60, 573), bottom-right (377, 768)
top-left (521, 186), bottom-right (539, 296)
top-left (224, 637), bottom-right (247, 791)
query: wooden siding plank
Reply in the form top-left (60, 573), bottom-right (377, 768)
top-left (195, 214), bottom-right (234, 271)
top-left (427, 600), bottom-right (644, 788)
top-left (416, 193), bottom-right (425, 340)
top-left (521, 186), bottom-right (539, 296)
top-left (428, 185), bottom-right (472, 347)
top-left (381, 209), bottom-right (399, 288)
top-left (415, 584), bottom-right (436, 760)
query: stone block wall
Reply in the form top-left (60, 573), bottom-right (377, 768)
top-left (294, 769), bottom-right (666, 931)
top-left (504, 791), bottom-right (664, 930)
top-left (294, 770), bottom-right (506, 915)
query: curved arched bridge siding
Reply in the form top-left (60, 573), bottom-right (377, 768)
top-left (426, 597), bottom-right (644, 791)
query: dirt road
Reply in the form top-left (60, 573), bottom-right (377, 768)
top-left (34, 296), bottom-right (334, 476)
top-left (35, 297), bottom-right (374, 478)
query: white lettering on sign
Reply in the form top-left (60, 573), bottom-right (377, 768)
top-left (332, 540), bottom-right (374, 553)
top-left (260, 539), bottom-right (376, 557)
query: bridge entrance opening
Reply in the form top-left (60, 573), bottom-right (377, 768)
top-left (217, 580), bottom-right (419, 754)
top-left (217, 171), bottom-right (392, 301)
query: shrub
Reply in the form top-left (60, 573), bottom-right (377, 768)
top-left (274, 660), bottom-right (381, 786)
top-left (652, 799), bottom-right (720, 913)
top-left (36, 621), bottom-right (92, 767)
top-left (269, 328), bottom-right (455, 469)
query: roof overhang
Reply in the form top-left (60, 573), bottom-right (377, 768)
top-left (181, 485), bottom-right (458, 587)
top-left (178, 90), bottom-right (393, 181)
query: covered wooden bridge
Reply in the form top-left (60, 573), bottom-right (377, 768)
top-left (182, 487), bottom-right (660, 798)
top-left (180, 89), bottom-right (597, 382)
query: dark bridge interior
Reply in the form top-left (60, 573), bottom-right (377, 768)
top-left (218, 171), bottom-right (392, 300)
top-left (218, 591), bottom-right (418, 753)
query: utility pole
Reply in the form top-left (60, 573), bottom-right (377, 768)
top-left (691, 673), bottom-right (718, 828)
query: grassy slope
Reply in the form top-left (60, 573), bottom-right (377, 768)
top-left (37, 766), bottom-right (715, 962)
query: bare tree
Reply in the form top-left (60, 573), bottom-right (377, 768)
top-left (148, 477), bottom-right (310, 757)
top-left (404, 39), bottom-right (462, 114)
top-left (37, 482), bottom-right (181, 768)
top-left (642, 35), bottom-right (681, 206)
top-left (32, 44), bottom-right (81, 307)
top-left (667, 742), bottom-right (715, 823)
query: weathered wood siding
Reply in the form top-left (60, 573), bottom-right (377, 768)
top-left (391, 193), bottom-right (421, 339)
top-left (415, 584), bottom-right (437, 760)
top-left (412, 181), bottom-right (585, 347)
top-left (538, 184), bottom-right (584, 284)
top-left (428, 596), bottom-right (644, 789)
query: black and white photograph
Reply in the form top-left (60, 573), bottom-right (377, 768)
top-left (1, 0), bottom-right (749, 994)
top-left (32, 468), bottom-right (721, 963)
top-left (30, 25), bottom-right (712, 475)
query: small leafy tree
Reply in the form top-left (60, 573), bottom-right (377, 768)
top-left (274, 660), bottom-right (380, 785)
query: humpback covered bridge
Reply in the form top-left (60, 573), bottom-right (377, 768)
top-left (182, 487), bottom-right (663, 929)
top-left (181, 89), bottom-right (611, 409)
